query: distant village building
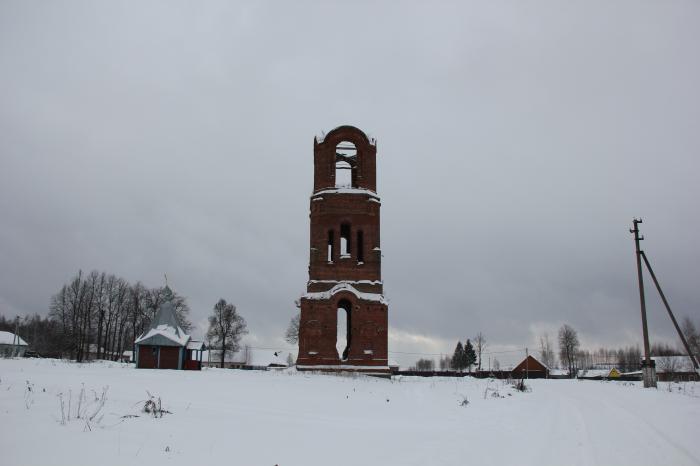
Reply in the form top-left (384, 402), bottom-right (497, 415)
top-left (547, 368), bottom-right (570, 379)
top-left (85, 344), bottom-right (123, 360)
top-left (0, 331), bottom-right (28, 357)
top-left (511, 355), bottom-right (549, 379)
top-left (134, 287), bottom-right (205, 370)
top-left (651, 356), bottom-right (699, 381)
top-left (577, 368), bottom-right (623, 380)
top-left (202, 348), bottom-right (291, 370)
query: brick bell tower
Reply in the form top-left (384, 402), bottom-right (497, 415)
top-left (296, 125), bottom-right (389, 373)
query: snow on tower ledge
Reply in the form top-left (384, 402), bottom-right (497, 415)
top-left (315, 127), bottom-right (376, 146)
top-left (302, 282), bottom-right (388, 305)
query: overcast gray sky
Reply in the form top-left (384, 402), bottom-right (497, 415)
top-left (1, 1), bottom-right (698, 367)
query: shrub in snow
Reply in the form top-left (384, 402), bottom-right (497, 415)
top-left (24, 381), bottom-right (35, 409)
top-left (56, 384), bottom-right (109, 431)
top-left (143, 391), bottom-right (171, 418)
top-left (513, 378), bottom-right (530, 393)
top-left (483, 382), bottom-right (504, 399)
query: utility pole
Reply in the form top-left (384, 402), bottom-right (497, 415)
top-left (13, 316), bottom-right (20, 357)
top-left (525, 347), bottom-right (529, 380)
top-left (630, 219), bottom-right (656, 388)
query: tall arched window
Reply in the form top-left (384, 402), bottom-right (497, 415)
top-left (335, 141), bottom-right (356, 188)
top-left (356, 230), bottom-right (364, 263)
top-left (327, 230), bottom-right (335, 262)
top-left (340, 223), bottom-right (351, 258)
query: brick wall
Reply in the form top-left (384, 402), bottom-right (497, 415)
top-left (298, 126), bottom-right (388, 371)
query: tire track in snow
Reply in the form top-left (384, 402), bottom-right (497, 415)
top-left (561, 382), bottom-right (700, 466)
top-left (539, 383), bottom-right (598, 466)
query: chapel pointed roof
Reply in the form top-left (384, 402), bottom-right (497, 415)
top-left (135, 287), bottom-right (190, 347)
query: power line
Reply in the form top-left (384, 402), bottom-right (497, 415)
top-left (387, 348), bottom-right (526, 357)
top-left (236, 346), bottom-right (528, 358)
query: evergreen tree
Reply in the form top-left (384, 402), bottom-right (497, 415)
top-left (451, 341), bottom-right (464, 372)
top-left (464, 339), bottom-right (477, 373)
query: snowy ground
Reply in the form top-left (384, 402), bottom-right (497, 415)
top-left (1, 359), bottom-right (699, 466)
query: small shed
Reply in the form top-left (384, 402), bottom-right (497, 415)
top-left (548, 369), bottom-right (570, 379)
top-left (134, 287), bottom-right (205, 370)
top-left (511, 355), bottom-right (549, 379)
top-left (0, 331), bottom-right (28, 357)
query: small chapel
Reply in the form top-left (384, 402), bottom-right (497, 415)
top-left (134, 286), bottom-right (205, 370)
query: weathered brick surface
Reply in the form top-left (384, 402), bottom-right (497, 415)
top-left (298, 126), bottom-right (388, 371)
top-left (313, 126), bottom-right (377, 192)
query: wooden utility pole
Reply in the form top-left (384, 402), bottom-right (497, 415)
top-left (630, 219), bottom-right (657, 388)
top-left (13, 316), bottom-right (20, 357)
top-left (525, 348), bottom-right (530, 380)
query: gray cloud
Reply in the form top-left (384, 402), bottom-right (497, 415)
top-left (1, 1), bottom-right (699, 367)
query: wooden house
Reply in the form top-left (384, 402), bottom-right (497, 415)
top-left (0, 331), bottom-right (28, 357)
top-left (511, 355), bottom-right (549, 379)
top-left (652, 356), bottom-right (699, 381)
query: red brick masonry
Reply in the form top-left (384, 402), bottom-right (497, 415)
top-left (297, 126), bottom-right (389, 373)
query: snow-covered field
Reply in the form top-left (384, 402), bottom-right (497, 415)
top-left (0, 359), bottom-right (698, 466)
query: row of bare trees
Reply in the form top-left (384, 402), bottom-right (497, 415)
top-left (540, 318), bottom-right (700, 376)
top-left (47, 270), bottom-right (192, 362)
top-left (410, 319), bottom-right (700, 376)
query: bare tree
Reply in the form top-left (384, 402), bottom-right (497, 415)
top-left (558, 324), bottom-right (580, 377)
top-left (681, 316), bottom-right (700, 358)
top-left (413, 358), bottom-right (435, 371)
top-left (575, 349), bottom-right (594, 370)
top-left (650, 342), bottom-right (681, 356)
top-left (474, 332), bottom-right (486, 372)
top-left (439, 355), bottom-right (451, 371)
top-left (127, 282), bottom-right (148, 356)
top-left (493, 358), bottom-right (500, 371)
top-left (285, 313), bottom-right (300, 345)
top-left (539, 333), bottom-right (556, 369)
top-left (145, 286), bottom-right (193, 333)
top-left (616, 345), bottom-right (641, 372)
top-left (657, 356), bottom-right (679, 374)
top-left (242, 344), bottom-right (251, 365)
top-left (45, 270), bottom-right (197, 362)
top-left (207, 299), bottom-right (248, 368)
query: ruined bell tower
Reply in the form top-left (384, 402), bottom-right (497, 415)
top-left (296, 125), bottom-right (389, 373)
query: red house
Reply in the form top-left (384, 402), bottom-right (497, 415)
top-left (512, 355), bottom-right (549, 379)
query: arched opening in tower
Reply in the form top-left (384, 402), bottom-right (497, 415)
top-left (337, 299), bottom-right (352, 361)
top-left (335, 141), bottom-right (356, 188)
top-left (340, 223), bottom-right (351, 258)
